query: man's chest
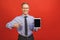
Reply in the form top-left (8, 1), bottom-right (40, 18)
top-left (17, 17), bottom-right (34, 25)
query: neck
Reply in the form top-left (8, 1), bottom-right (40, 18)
top-left (24, 14), bottom-right (27, 15)
top-left (23, 14), bottom-right (28, 16)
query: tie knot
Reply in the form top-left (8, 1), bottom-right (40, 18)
top-left (24, 16), bottom-right (27, 18)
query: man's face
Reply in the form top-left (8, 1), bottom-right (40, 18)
top-left (22, 4), bottom-right (29, 15)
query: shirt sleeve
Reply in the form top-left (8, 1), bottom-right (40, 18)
top-left (29, 16), bottom-right (35, 31)
top-left (6, 17), bottom-right (18, 29)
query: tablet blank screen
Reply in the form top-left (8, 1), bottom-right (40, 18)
top-left (34, 18), bottom-right (40, 27)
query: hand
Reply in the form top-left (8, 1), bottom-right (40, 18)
top-left (34, 27), bottom-right (41, 31)
top-left (14, 23), bottom-right (20, 28)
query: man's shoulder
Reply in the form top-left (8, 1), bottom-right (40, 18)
top-left (15, 15), bottom-right (34, 19)
top-left (14, 16), bottom-right (22, 19)
top-left (29, 15), bottom-right (34, 19)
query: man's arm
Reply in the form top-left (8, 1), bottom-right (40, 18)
top-left (6, 17), bottom-right (20, 29)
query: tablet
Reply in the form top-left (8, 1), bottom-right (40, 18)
top-left (34, 18), bottom-right (41, 27)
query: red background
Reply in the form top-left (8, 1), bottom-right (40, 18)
top-left (0, 0), bottom-right (60, 40)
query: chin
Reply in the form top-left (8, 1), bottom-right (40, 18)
top-left (24, 12), bottom-right (28, 15)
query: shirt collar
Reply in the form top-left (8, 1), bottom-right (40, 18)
top-left (22, 14), bottom-right (29, 18)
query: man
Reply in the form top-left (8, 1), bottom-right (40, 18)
top-left (6, 2), bottom-right (40, 40)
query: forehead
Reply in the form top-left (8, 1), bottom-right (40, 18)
top-left (22, 4), bottom-right (29, 8)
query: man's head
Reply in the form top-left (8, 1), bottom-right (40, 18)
top-left (21, 2), bottom-right (29, 15)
